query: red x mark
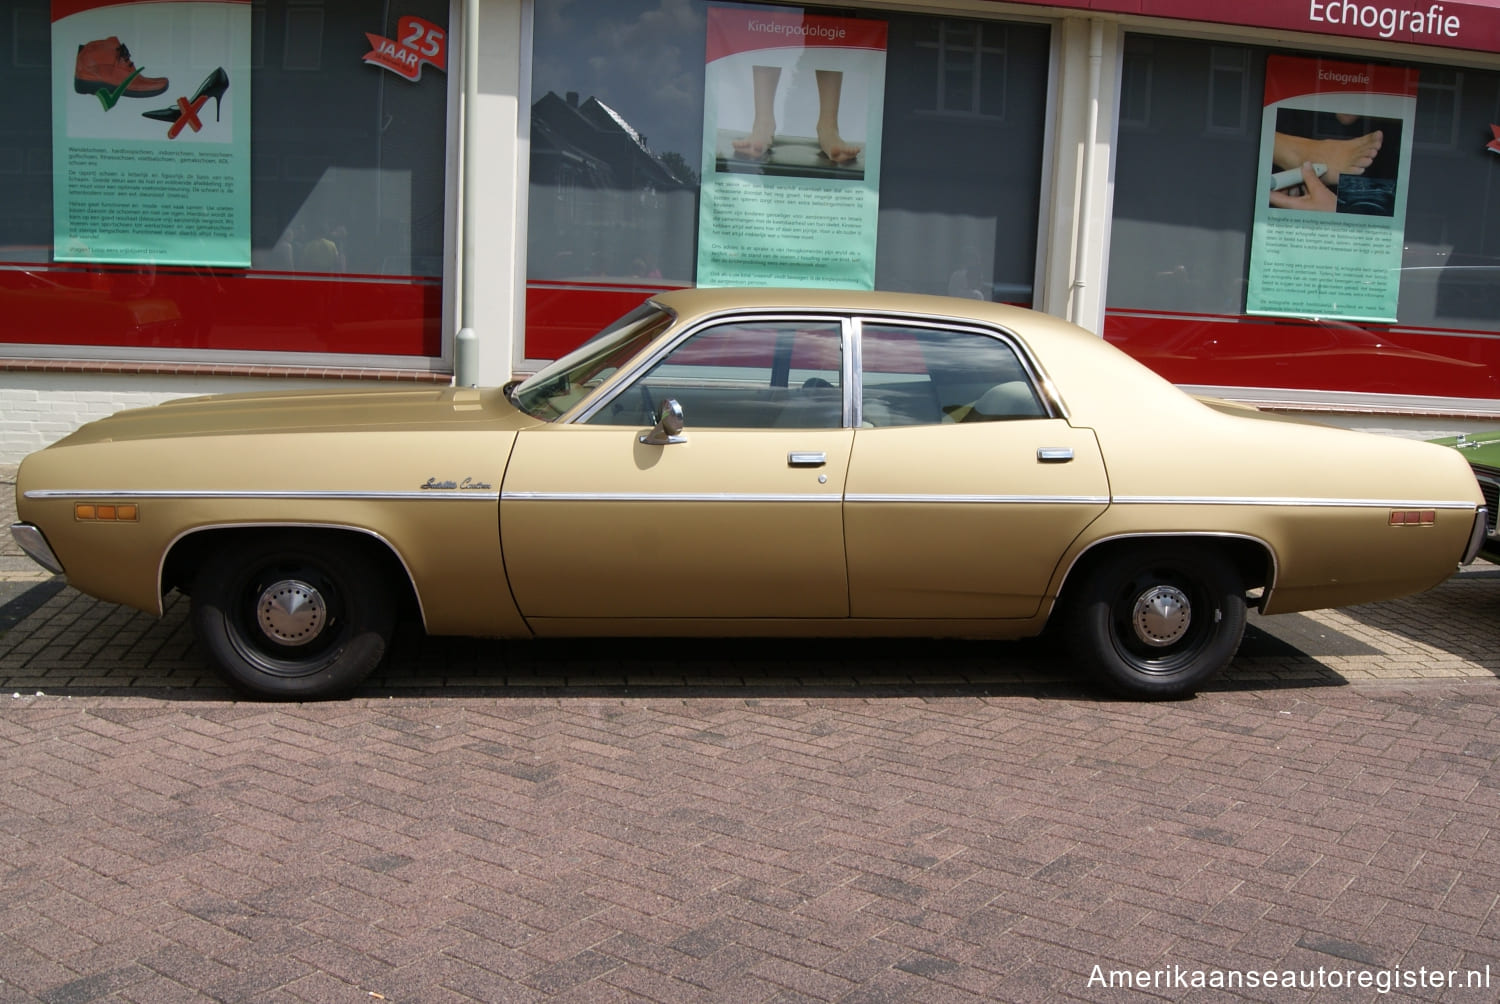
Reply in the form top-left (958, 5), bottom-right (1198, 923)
top-left (166, 94), bottom-right (207, 140)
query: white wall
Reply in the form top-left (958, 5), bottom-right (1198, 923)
top-left (0, 373), bottom-right (371, 463)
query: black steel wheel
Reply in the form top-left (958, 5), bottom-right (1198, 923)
top-left (1064, 542), bottom-right (1246, 698)
top-left (190, 533), bottom-right (394, 699)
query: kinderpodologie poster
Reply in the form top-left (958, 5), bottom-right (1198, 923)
top-left (52, 0), bottom-right (252, 267)
top-left (1246, 54), bottom-right (1417, 323)
top-left (697, 7), bottom-right (887, 289)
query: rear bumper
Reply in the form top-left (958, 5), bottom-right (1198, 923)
top-left (1463, 506), bottom-right (1490, 565)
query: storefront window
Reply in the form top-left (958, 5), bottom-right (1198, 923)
top-left (0, 1), bottom-right (449, 360)
top-left (525, 1), bottom-right (1049, 360)
top-left (1108, 34), bottom-right (1500, 399)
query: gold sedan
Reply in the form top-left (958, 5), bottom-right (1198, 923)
top-left (10, 288), bottom-right (1488, 699)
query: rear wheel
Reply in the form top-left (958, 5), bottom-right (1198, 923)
top-left (1064, 542), bottom-right (1246, 698)
top-left (190, 533), bottom-right (394, 699)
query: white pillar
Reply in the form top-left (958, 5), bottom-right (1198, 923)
top-left (1037, 17), bottom-right (1120, 335)
top-left (465, 0), bottom-right (527, 386)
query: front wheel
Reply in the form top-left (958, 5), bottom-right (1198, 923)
top-left (190, 533), bottom-right (395, 699)
top-left (1063, 543), bottom-right (1246, 698)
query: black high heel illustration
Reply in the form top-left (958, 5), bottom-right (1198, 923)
top-left (141, 67), bottom-right (229, 124)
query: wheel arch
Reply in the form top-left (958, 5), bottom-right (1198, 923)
top-left (1054, 532), bottom-right (1277, 613)
top-left (160, 523), bottom-right (424, 626)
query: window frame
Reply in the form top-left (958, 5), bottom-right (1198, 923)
top-left (570, 308), bottom-right (1061, 430)
top-left (573, 310), bottom-right (858, 428)
top-left (851, 316), bottom-right (1056, 427)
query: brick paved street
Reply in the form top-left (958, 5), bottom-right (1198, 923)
top-left (4, 464), bottom-right (1500, 1001)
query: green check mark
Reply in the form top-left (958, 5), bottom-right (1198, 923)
top-left (94, 67), bottom-right (144, 112)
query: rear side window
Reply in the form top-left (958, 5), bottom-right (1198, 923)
top-left (860, 323), bottom-right (1044, 427)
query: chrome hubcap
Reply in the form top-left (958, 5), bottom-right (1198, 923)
top-left (256, 579), bottom-right (327, 646)
top-left (1132, 585), bottom-right (1191, 647)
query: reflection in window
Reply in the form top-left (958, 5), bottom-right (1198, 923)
top-left (526, 3), bottom-right (1049, 313)
top-left (0, 1), bottom-right (450, 358)
top-left (283, 2), bottom-right (325, 70)
top-left (860, 324), bottom-right (1041, 427)
top-left (1111, 34), bottom-right (1500, 344)
top-left (250, 3), bottom-right (266, 70)
top-left (528, 89), bottom-right (701, 283)
top-left (1415, 69), bottom-right (1461, 148)
top-left (1207, 47), bottom-right (1248, 134)
top-left (1120, 40), bottom-right (1153, 129)
top-left (12, 5), bottom-right (48, 69)
top-left (876, 14), bottom-right (1049, 303)
top-left (912, 20), bottom-right (1009, 118)
top-left (1108, 35), bottom-right (1262, 316)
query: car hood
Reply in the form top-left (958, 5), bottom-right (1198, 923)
top-left (50, 385), bottom-right (542, 447)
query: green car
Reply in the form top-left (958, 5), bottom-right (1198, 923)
top-left (1435, 431), bottom-right (1500, 563)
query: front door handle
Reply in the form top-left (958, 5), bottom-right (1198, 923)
top-left (789, 451), bottom-right (827, 467)
top-left (1037, 447), bottom-right (1074, 463)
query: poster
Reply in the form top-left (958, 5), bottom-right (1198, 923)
top-left (1245, 55), bottom-right (1417, 322)
top-left (52, 0), bottom-right (252, 267)
top-left (697, 8), bottom-right (887, 289)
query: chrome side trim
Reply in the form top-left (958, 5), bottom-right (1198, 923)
top-left (9, 522), bottom-right (64, 575)
top-left (847, 493), bottom-right (1110, 505)
top-left (500, 492), bottom-right (1476, 508)
top-left (157, 521), bottom-right (428, 626)
top-left (25, 489), bottom-right (500, 502)
top-left (1113, 496), bottom-right (1477, 509)
top-left (502, 492), bottom-right (841, 503)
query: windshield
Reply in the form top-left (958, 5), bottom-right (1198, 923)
top-left (510, 302), bottom-right (675, 420)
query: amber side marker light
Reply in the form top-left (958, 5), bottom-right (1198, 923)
top-left (1389, 510), bottom-right (1435, 526)
top-left (75, 503), bottom-right (139, 522)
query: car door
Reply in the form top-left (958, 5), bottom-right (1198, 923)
top-left (844, 320), bottom-right (1110, 619)
top-left (501, 316), bottom-right (855, 621)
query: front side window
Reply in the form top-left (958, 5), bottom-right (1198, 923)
top-left (587, 319), bottom-right (844, 429)
top-left (511, 303), bottom-right (674, 420)
top-left (859, 323), bottom-right (1043, 427)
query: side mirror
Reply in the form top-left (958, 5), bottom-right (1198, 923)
top-left (639, 398), bottom-right (687, 445)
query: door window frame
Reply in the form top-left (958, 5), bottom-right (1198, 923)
top-left (571, 308), bottom-right (1064, 428)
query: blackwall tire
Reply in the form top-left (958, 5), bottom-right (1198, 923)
top-left (1065, 543), bottom-right (1246, 698)
top-left (190, 533), bottom-right (394, 699)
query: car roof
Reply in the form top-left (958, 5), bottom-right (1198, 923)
top-left (641, 287), bottom-right (1198, 429)
top-left (646, 286), bottom-right (1057, 333)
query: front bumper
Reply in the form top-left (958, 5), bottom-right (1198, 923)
top-left (10, 522), bottom-right (64, 576)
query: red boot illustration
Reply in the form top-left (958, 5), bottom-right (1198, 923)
top-left (74, 38), bottom-right (169, 110)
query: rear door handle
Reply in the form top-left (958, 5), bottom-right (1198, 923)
top-left (789, 451), bottom-right (827, 467)
top-left (1037, 447), bottom-right (1074, 463)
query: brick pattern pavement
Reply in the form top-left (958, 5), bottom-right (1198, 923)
top-left (2, 683), bottom-right (1499, 1002)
